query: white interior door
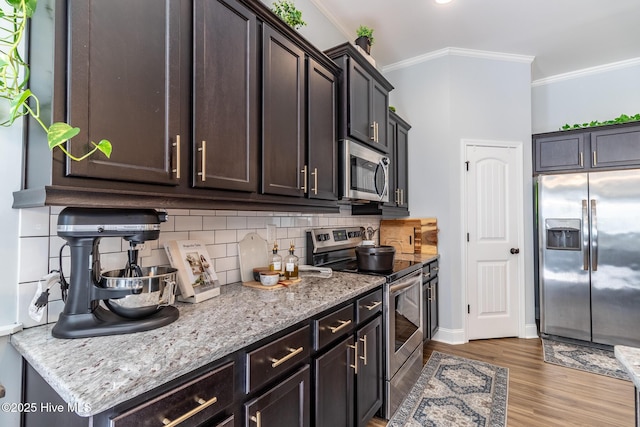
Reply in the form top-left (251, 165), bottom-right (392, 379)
top-left (465, 143), bottom-right (521, 340)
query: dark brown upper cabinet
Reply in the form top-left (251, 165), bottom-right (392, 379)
top-left (533, 122), bottom-right (640, 175)
top-left (16, 0), bottom-right (340, 213)
top-left (261, 24), bottom-right (306, 198)
top-left (306, 58), bottom-right (338, 201)
top-left (325, 43), bottom-right (394, 154)
top-left (64, 0), bottom-right (187, 185)
top-left (392, 111), bottom-right (410, 210)
top-left (192, 0), bottom-right (259, 192)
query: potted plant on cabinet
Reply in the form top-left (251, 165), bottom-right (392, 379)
top-left (0, 0), bottom-right (111, 161)
top-left (271, 0), bottom-right (306, 30)
top-left (355, 25), bottom-right (374, 55)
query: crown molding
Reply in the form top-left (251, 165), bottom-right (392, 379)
top-left (382, 47), bottom-right (534, 73)
top-left (531, 57), bottom-right (640, 87)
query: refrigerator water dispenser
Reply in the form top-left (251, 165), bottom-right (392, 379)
top-left (545, 219), bottom-right (581, 250)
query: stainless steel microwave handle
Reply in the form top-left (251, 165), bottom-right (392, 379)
top-left (375, 157), bottom-right (389, 201)
top-left (582, 199), bottom-right (589, 271)
top-left (591, 199), bottom-right (598, 271)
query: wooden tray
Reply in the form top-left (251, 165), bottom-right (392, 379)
top-left (242, 277), bottom-right (302, 290)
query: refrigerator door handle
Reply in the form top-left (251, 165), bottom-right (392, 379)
top-left (591, 199), bottom-right (598, 271)
top-left (582, 199), bottom-right (589, 271)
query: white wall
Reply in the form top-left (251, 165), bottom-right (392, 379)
top-left (532, 60), bottom-right (640, 134)
top-left (384, 53), bottom-right (534, 341)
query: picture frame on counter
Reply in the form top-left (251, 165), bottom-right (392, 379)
top-left (164, 240), bottom-right (221, 303)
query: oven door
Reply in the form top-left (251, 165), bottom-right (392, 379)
top-left (341, 140), bottom-right (389, 202)
top-left (386, 270), bottom-right (423, 376)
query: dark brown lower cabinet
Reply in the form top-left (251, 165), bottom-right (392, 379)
top-left (355, 316), bottom-right (383, 427)
top-left (313, 316), bottom-right (383, 427)
top-left (314, 335), bottom-right (355, 426)
top-left (244, 365), bottom-right (310, 427)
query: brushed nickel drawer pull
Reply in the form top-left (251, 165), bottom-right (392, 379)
top-left (359, 335), bottom-right (367, 365)
top-left (301, 165), bottom-right (308, 193)
top-left (364, 301), bottom-right (382, 311)
top-left (198, 140), bottom-right (207, 181)
top-left (250, 410), bottom-right (262, 427)
top-left (312, 167), bottom-right (318, 195)
top-left (161, 395), bottom-right (218, 427)
top-left (270, 346), bottom-right (303, 368)
top-left (329, 319), bottom-right (352, 334)
top-left (172, 135), bottom-right (181, 179)
top-left (349, 343), bottom-right (358, 374)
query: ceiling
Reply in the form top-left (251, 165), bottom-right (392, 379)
top-left (309, 0), bottom-right (640, 81)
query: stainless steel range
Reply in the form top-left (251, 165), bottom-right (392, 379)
top-left (307, 227), bottom-right (424, 419)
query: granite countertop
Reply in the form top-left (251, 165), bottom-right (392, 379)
top-left (615, 345), bottom-right (640, 389)
top-left (11, 272), bottom-right (385, 417)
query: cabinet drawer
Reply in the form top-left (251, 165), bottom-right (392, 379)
top-left (357, 289), bottom-right (383, 324)
top-left (247, 325), bottom-right (310, 393)
top-left (110, 362), bottom-right (234, 427)
top-left (314, 303), bottom-right (355, 350)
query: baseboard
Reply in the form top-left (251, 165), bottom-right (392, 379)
top-left (523, 323), bottom-right (539, 339)
top-left (430, 327), bottom-right (466, 345)
top-left (429, 323), bottom-right (539, 344)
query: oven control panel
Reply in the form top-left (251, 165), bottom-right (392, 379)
top-left (308, 227), bottom-right (365, 252)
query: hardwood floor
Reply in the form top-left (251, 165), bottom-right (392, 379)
top-left (368, 337), bottom-right (635, 426)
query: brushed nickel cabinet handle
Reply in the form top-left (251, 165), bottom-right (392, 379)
top-left (328, 319), bottom-right (352, 334)
top-left (579, 151), bottom-right (583, 167)
top-left (198, 140), bottom-right (206, 181)
top-left (172, 135), bottom-right (181, 179)
top-left (270, 346), bottom-right (303, 368)
top-left (301, 165), bottom-right (307, 193)
top-left (593, 150), bottom-right (597, 166)
top-left (312, 167), bottom-right (318, 195)
top-left (359, 335), bottom-right (368, 365)
top-left (250, 411), bottom-right (262, 427)
top-left (375, 122), bottom-right (379, 142)
top-left (364, 301), bottom-right (382, 311)
top-left (349, 343), bottom-right (358, 374)
top-left (370, 122), bottom-right (376, 141)
top-left (161, 395), bottom-right (218, 427)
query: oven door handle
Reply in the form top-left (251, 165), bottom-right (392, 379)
top-left (390, 278), bottom-right (419, 294)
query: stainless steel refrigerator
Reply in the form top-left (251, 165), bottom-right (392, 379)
top-left (538, 169), bottom-right (640, 346)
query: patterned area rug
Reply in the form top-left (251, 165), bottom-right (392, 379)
top-left (542, 338), bottom-right (630, 381)
top-left (388, 351), bottom-right (509, 427)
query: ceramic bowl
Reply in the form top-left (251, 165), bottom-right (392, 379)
top-left (259, 271), bottom-right (280, 286)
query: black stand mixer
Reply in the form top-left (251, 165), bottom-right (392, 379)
top-left (52, 207), bottom-right (179, 339)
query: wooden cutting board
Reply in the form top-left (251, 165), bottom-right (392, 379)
top-left (380, 218), bottom-right (438, 255)
top-left (238, 233), bottom-right (270, 283)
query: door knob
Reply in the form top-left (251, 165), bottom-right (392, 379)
top-left (510, 248), bottom-right (520, 254)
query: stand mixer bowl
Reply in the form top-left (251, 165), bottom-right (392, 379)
top-left (100, 266), bottom-right (177, 319)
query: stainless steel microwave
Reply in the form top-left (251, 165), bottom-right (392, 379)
top-left (341, 140), bottom-right (389, 202)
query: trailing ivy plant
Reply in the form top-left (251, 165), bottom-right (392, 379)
top-left (0, 0), bottom-right (111, 161)
top-left (561, 113), bottom-right (640, 131)
top-left (271, 0), bottom-right (306, 30)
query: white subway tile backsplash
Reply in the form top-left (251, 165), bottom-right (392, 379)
top-left (18, 237), bottom-right (50, 283)
top-left (215, 229), bottom-right (237, 244)
top-left (19, 207), bottom-right (50, 237)
top-left (47, 300), bottom-right (65, 324)
top-left (203, 216), bottom-right (227, 230)
top-left (188, 230), bottom-right (216, 244)
top-left (16, 207), bottom-right (381, 326)
top-left (227, 216), bottom-right (248, 230)
top-left (175, 215), bottom-right (203, 231)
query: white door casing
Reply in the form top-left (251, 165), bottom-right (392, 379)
top-left (464, 141), bottom-right (524, 340)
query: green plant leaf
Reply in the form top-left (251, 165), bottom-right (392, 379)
top-left (6, 0), bottom-right (38, 17)
top-left (47, 122), bottom-right (81, 149)
top-left (8, 89), bottom-right (32, 123)
top-left (94, 139), bottom-right (112, 158)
